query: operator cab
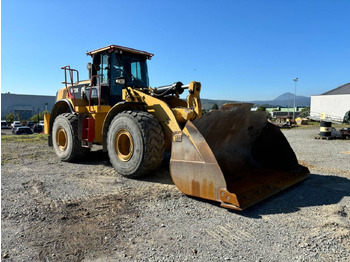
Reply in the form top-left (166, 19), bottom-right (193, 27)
top-left (85, 45), bottom-right (153, 106)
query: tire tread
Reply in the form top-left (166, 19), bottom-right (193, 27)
top-left (107, 110), bottom-right (165, 178)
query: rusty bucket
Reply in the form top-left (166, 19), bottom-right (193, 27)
top-left (170, 104), bottom-right (309, 210)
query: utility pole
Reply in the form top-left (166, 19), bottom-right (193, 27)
top-left (288, 92), bottom-right (290, 116)
top-left (293, 77), bottom-right (298, 121)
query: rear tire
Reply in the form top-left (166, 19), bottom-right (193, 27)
top-left (107, 110), bottom-right (165, 178)
top-left (52, 113), bottom-right (89, 162)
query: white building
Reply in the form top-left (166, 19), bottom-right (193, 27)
top-left (310, 83), bottom-right (350, 122)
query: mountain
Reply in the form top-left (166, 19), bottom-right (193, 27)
top-left (249, 92), bottom-right (310, 107)
top-left (273, 92), bottom-right (296, 101)
top-left (201, 92), bottom-right (310, 110)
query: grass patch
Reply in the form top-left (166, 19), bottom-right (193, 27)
top-left (296, 122), bottom-right (349, 129)
top-left (296, 122), bottom-right (320, 129)
top-left (1, 133), bottom-right (48, 143)
top-left (333, 123), bottom-right (350, 129)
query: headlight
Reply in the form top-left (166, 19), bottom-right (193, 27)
top-left (115, 77), bottom-right (126, 85)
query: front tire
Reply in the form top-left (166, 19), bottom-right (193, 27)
top-left (52, 113), bottom-right (89, 162)
top-left (107, 110), bottom-right (165, 178)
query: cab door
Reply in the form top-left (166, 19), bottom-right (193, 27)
top-left (90, 53), bottom-right (110, 104)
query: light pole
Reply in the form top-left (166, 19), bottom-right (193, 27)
top-left (287, 92), bottom-right (290, 116)
top-left (293, 77), bottom-right (298, 121)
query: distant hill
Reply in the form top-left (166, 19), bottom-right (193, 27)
top-left (201, 92), bottom-right (310, 110)
top-left (249, 92), bottom-right (310, 107)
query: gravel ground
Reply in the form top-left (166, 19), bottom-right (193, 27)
top-left (1, 126), bottom-right (349, 261)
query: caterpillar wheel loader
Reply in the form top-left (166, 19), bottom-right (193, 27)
top-left (47, 45), bottom-right (309, 210)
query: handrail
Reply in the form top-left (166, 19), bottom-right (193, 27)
top-left (89, 75), bottom-right (101, 112)
top-left (61, 65), bottom-right (80, 109)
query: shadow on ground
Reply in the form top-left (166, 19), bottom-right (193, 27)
top-left (76, 150), bottom-right (174, 185)
top-left (239, 173), bottom-right (350, 218)
top-left (140, 153), bottom-right (174, 185)
top-left (185, 173), bottom-right (349, 218)
top-left (140, 167), bottom-right (350, 217)
top-left (78, 149), bottom-right (110, 164)
top-left (71, 150), bottom-right (350, 217)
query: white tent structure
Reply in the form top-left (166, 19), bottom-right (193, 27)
top-left (310, 83), bottom-right (350, 122)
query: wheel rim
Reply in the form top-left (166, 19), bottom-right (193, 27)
top-left (56, 127), bottom-right (67, 151)
top-left (115, 129), bottom-right (133, 161)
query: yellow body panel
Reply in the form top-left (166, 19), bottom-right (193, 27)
top-left (121, 82), bottom-right (202, 142)
top-left (80, 105), bottom-right (111, 143)
top-left (74, 104), bottom-right (111, 114)
top-left (44, 114), bottom-right (50, 134)
top-left (56, 87), bottom-right (69, 100)
top-left (56, 95), bottom-right (110, 143)
top-left (172, 108), bottom-right (196, 122)
top-left (186, 82), bottom-right (202, 118)
top-left (92, 112), bottom-right (108, 143)
top-left (124, 89), bottom-right (182, 140)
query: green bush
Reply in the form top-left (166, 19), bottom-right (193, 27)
top-left (299, 107), bottom-right (310, 118)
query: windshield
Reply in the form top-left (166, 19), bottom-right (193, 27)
top-left (113, 53), bottom-right (149, 87)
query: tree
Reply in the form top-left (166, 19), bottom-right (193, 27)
top-left (5, 113), bottom-right (14, 123)
top-left (29, 110), bottom-right (50, 122)
top-left (299, 107), bottom-right (310, 118)
top-left (343, 110), bottom-right (350, 124)
top-left (256, 105), bottom-right (270, 119)
top-left (15, 113), bottom-right (21, 121)
top-left (212, 103), bottom-right (219, 110)
top-left (257, 106), bottom-right (266, 111)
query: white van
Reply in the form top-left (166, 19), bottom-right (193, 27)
top-left (1, 120), bottom-right (8, 129)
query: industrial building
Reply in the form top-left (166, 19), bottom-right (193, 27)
top-left (1, 93), bottom-right (56, 120)
top-left (310, 82), bottom-right (350, 122)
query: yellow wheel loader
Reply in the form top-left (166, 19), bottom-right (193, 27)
top-left (47, 45), bottom-right (309, 210)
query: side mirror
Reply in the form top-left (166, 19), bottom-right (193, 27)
top-left (87, 63), bottom-right (92, 80)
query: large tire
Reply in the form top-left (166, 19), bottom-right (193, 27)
top-left (107, 110), bottom-right (165, 178)
top-left (52, 113), bottom-right (89, 162)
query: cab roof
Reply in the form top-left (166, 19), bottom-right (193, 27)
top-left (86, 45), bottom-right (154, 59)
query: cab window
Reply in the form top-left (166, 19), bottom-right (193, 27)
top-left (131, 62), bottom-right (142, 81)
top-left (93, 54), bottom-right (109, 84)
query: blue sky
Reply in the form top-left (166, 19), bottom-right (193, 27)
top-left (2, 0), bottom-right (350, 101)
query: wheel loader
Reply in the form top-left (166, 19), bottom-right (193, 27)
top-left (47, 44), bottom-right (309, 210)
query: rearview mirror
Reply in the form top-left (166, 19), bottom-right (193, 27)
top-left (87, 62), bottom-right (92, 79)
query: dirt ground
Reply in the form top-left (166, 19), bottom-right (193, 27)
top-left (1, 126), bottom-right (349, 261)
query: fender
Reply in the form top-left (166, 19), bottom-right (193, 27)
top-left (48, 99), bottom-right (75, 146)
top-left (102, 101), bottom-right (146, 151)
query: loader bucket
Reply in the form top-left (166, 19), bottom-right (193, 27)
top-left (170, 104), bottom-right (309, 210)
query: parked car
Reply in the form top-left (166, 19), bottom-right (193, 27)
top-left (14, 126), bottom-right (33, 135)
top-left (33, 124), bottom-right (43, 133)
top-left (11, 122), bottom-right (22, 131)
top-left (12, 126), bottom-right (20, 134)
top-left (1, 120), bottom-right (9, 129)
top-left (11, 121), bottom-right (21, 128)
top-left (39, 120), bottom-right (45, 127)
top-left (27, 121), bottom-right (35, 128)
